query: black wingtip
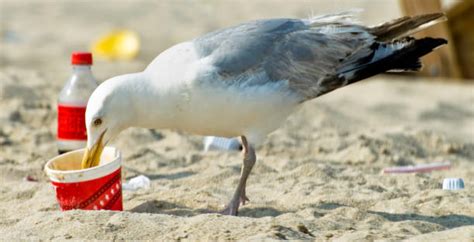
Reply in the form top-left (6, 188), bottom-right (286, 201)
top-left (413, 37), bottom-right (448, 56)
top-left (345, 37), bottom-right (448, 84)
top-left (419, 37), bottom-right (447, 45)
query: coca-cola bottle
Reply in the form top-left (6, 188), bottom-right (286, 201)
top-left (57, 52), bottom-right (98, 154)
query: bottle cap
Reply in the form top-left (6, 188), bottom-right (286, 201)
top-left (71, 52), bottom-right (93, 65)
top-left (442, 178), bottom-right (465, 190)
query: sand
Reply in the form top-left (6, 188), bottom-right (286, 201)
top-left (1, 0), bottom-right (473, 240)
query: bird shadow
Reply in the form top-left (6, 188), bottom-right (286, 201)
top-left (238, 207), bottom-right (287, 218)
top-left (368, 211), bottom-right (474, 229)
top-left (123, 165), bottom-right (195, 181)
top-left (130, 199), bottom-right (287, 218)
top-left (130, 200), bottom-right (212, 216)
top-left (146, 171), bottom-right (196, 181)
top-left (309, 202), bottom-right (474, 229)
top-left (130, 199), bottom-right (474, 226)
top-left (314, 202), bottom-right (345, 210)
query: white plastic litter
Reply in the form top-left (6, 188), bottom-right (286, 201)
top-left (382, 161), bottom-right (451, 174)
top-left (122, 175), bottom-right (151, 191)
top-left (442, 178), bottom-right (465, 190)
top-left (203, 136), bottom-right (241, 151)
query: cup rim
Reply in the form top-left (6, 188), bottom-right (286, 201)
top-left (44, 146), bottom-right (121, 183)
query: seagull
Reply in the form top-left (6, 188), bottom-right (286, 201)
top-left (82, 11), bottom-right (447, 215)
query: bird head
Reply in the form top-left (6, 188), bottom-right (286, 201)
top-left (81, 75), bottom-right (135, 168)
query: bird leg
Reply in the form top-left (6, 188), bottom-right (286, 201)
top-left (221, 136), bottom-right (256, 216)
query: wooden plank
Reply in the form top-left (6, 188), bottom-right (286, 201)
top-left (399, 0), bottom-right (462, 79)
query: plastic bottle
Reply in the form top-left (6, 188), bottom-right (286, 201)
top-left (57, 52), bottom-right (98, 154)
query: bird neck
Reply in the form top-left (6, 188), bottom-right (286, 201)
top-left (123, 72), bottom-right (182, 130)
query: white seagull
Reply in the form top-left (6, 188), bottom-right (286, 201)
top-left (82, 12), bottom-right (447, 215)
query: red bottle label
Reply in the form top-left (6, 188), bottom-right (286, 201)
top-left (57, 104), bottom-right (87, 140)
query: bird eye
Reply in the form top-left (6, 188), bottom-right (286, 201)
top-left (93, 118), bottom-right (102, 126)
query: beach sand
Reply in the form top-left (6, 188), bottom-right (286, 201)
top-left (1, 0), bottom-right (473, 240)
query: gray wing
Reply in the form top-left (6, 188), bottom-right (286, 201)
top-left (194, 18), bottom-right (307, 76)
top-left (193, 16), bottom-right (376, 100)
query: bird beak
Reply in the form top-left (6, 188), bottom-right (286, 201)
top-left (81, 130), bottom-right (106, 169)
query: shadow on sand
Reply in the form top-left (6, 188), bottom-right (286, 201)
top-left (311, 202), bottom-right (474, 229)
top-left (130, 200), bottom-right (212, 216)
top-left (238, 207), bottom-right (286, 218)
top-left (123, 165), bottom-right (196, 181)
top-left (145, 171), bottom-right (196, 180)
top-left (130, 200), bottom-right (287, 218)
top-left (368, 211), bottom-right (474, 229)
top-left (130, 200), bottom-right (474, 227)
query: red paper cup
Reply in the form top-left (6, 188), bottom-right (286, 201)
top-left (44, 146), bottom-right (123, 211)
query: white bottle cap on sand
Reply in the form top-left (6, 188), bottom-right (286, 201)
top-left (442, 178), bottom-right (465, 190)
top-left (203, 136), bottom-right (242, 151)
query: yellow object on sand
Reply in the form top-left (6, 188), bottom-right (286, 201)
top-left (91, 30), bottom-right (140, 60)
